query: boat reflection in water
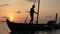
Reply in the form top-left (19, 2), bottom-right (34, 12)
top-left (10, 31), bottom-right (35, 34)
top-left (9, 29), bottom-right (59, 34)
top-left (0, 28), bottom-right (59, 34)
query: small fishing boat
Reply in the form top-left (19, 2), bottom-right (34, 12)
top-left (6, 19), bottom-right (60, 32)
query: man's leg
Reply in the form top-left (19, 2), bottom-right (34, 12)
top-left (29, 15), bottom-right (33, 24)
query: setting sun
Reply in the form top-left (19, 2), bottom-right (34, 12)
top-left (9, 16), bottom-right (14, 21)
top-left (7, 14), bottom-right (15, 22)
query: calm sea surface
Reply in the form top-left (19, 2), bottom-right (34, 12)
top-left (0, 22), bottom-right (60, 34)
top-left (0, 29), bottom-right (60, 34)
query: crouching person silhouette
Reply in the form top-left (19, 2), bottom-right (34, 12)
top-left (29, 5), bottom-right (38, 24)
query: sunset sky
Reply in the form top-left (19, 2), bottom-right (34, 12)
top-left (0, 0), bottom-right (60, 23)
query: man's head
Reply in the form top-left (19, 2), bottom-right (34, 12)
top-left (32, 5), bottom-right (35, 8)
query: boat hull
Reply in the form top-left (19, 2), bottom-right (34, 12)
top-left (7, 22), bottom-right (60, 31)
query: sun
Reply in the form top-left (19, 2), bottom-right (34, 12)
top-left (10, 16), bottom-right (13, 21)
top-left (9, 15), bottom-right (14, 22)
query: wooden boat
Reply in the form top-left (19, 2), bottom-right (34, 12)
top-left (6, 19), bottom-right (60, 32)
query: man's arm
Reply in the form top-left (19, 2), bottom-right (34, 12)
top-left (34, 11), bottom-right (38, 14)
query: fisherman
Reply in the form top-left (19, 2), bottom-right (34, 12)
top-left (29, 5), bottom-right (38, 23)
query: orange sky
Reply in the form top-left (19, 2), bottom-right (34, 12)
top-left (0, 0), bottom-right (60, 23)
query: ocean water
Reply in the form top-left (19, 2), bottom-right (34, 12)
top-left (0, 22), bottom-right (60, 34)
top-left (0, 29), bottom-right (60, 34)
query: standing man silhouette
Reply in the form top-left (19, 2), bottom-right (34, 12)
top-left (29, 5), bottom-right (38, 24)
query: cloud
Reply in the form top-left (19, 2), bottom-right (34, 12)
top-left (0, 4), bottom-right (9, 7)
top-left (16, 11), bottom-right (21, 13)
top-left (3, 16), bottom-right (9, 19)
top-left (26, 0), bottom-right (38, 2)
top-left (26, 0), bottom-right (34, 2)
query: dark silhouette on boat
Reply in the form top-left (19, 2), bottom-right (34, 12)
top-left (29, 5), bottom-right (38, 23)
